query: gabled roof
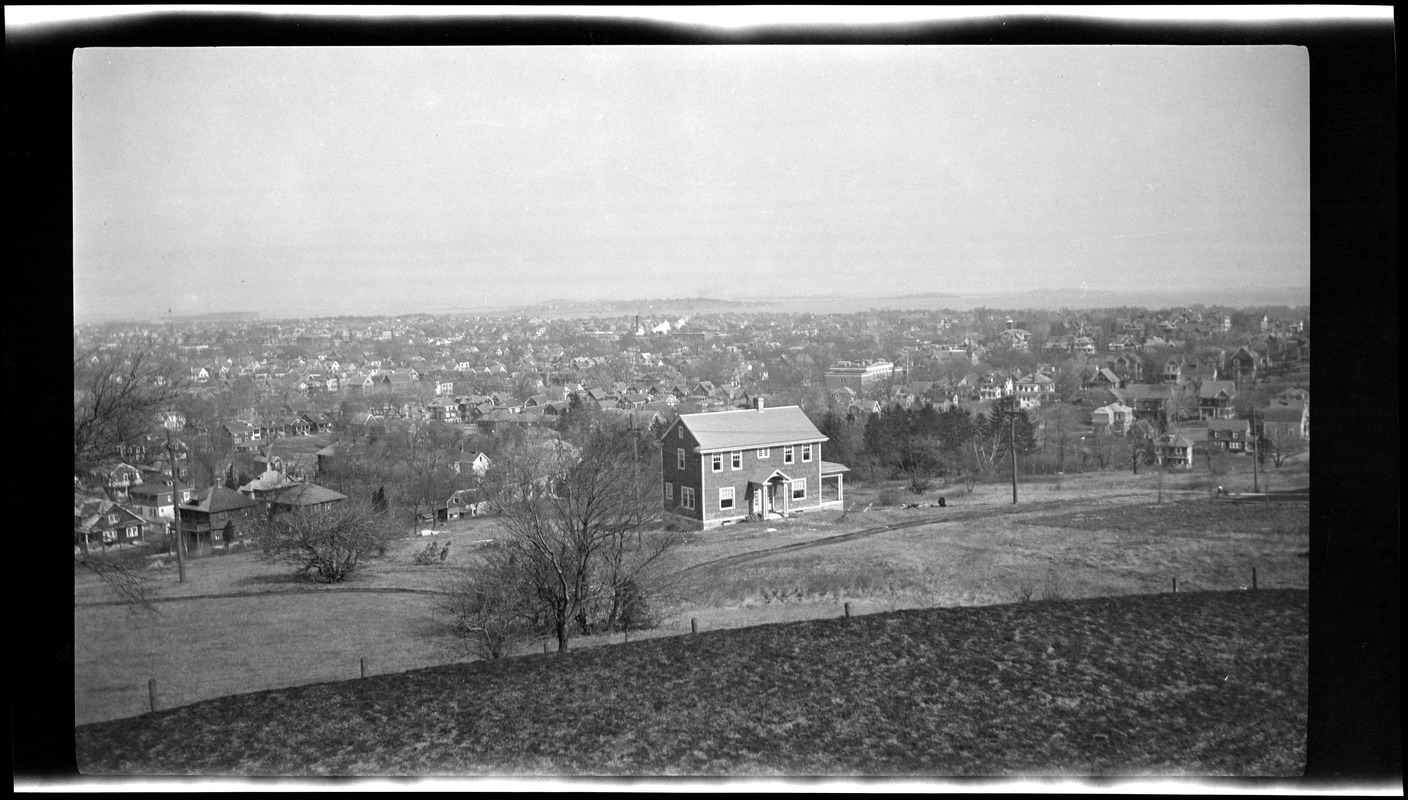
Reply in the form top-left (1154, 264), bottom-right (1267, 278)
top-left (1206, 418), bottom-right (1252, 432)
top-left (1262, 403), bottom-right (1307, 424)
top-left (1198, 380), bottom-right (1238, 399)
top-left (240, 470), bottom-right (301, 493)
top-left (678, 405), bottom-right (826, 453)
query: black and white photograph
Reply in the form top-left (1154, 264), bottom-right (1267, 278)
top-left (15, 4), bottom-right (1397, 791)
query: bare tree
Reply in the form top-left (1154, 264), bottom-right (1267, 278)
top-left (388, 420), bottom-right (463, 532)
top-left (439, 548), bottom-right (538, 660)
top-left (1083, 430), bottom-right (1119, 471)
top-left (480, 424), bottom-right (674, 652)
top-left (252, 500), bottom-right (400, 583)
top-left (73, 343), bottom-right (188, 610)
top-left (73, 556), bottom-right (161, 617)
top-left (1126, 419), bottom-right (1158, 475)
top-left (73, 344), bottom-right (186, 478)
top-left (1264, 427), bottom-right (1308, 468)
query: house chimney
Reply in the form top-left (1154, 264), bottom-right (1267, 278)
top-left (755, 397), bottom-right (766, 412)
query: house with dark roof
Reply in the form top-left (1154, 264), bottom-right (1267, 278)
top-left (266, 483), bottom-right (348, 516)
top-left (126, 482), bottom-right (195, 522)
top-left (1206, 418), bottom-right (1254, 453)
top-left (1262, 403), bottom-right (1309, 442)
top-left (1197, 380), bottom-right (1238, 420)
top-left (1113, 384), bottom-right (1173, 422)
top-left (1153, 434), bottom-right (1195, 470)
top-left (74, 498), bottom-right (148, 551)
top-left (660, 400), bottom-right (848, 530)
top-left (177, 486), bottom-right (259, 555)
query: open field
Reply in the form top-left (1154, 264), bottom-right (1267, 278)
top-left (76, 589), bottom-right (1308, 776)
top-left (75, 464), bottom-right (1309, 727)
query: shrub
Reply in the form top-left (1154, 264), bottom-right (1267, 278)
top-left (413, 540), bottom-right (451, 565)
top-left (253, 501), bottom-right (400, 584)
top-left (439, 558), bottom-right (537, 660)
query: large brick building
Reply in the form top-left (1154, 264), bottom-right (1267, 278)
top-left (823, 361), bottom-right (894, 395)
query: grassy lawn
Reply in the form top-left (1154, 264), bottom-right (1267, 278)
top-left (74, 468), bottom-right (1309, 728)
top-left (75, 589), bottom-right (1308, 777)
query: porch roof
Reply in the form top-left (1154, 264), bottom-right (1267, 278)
top-left (819, 460), bottom-right (851, 476)
top-left (744, 466), bottom-right (795, 486)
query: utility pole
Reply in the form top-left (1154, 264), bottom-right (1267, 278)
top-left (1008, 395), bottom-right (1018, 504)
top-left (632, 410), bottom-right (641, 549)
top-left (163, 417), bottom-right (187, 583)
top-left (1250, 413), bottom-right (1260, 493)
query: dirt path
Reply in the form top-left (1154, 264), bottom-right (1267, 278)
top-left (669, 492), bottom-right (1157, 579)
top-left (74, 585), bottom-right (451, 608)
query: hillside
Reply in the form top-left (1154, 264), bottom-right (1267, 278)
top-left (76, 589), bottom-right (1306, 777)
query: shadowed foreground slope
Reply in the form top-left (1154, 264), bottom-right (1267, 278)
top-left (77, 589), bottom-right (1306, 777)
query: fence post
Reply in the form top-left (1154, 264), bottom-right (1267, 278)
top-left (1172, 577), bottom-right (1177, 594)
top-left (360, 657), bottom-right (367, 678)
top-left (1252, 567), bottom-right (1258, 591)
top-left (543, 641), bottom-right (550, 654)
top-left (844, 602), bottom-right (852, 618)
top-left (148, 679), bottom-right (158, 713)
top-left (691, 618), bottom-right (698, 635)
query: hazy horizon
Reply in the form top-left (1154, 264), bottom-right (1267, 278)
top-left (74, 46), bottom-right (1309, 323)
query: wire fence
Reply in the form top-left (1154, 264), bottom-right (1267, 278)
top-left (79, 558), bottom-right (1302, 728)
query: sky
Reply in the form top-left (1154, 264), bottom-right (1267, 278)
top-left (72, 42), bottom-right (1309, 321)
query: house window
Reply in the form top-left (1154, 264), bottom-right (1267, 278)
top-left (678, 425), bottom-right (684, 440)
top-left (712, 453), bottom-right (723, 472)
top-left (126, 527), bottom-right (138, 540)
top-left (784, 446), bottom-right (794, 464)
top-left (107, 513), bottom-right (119, 525)
top-left (757, 448), bottom-right (769, 459)
top-left (731, 451), bottom-right (742, 470)
top-left (719, 487), bottom-right (735, 510)
top-left (677, 448), bottom-right (685, 470)
top-left (802, 444), bottom-right (813, 463)
top-left (681, 487), bottom-right (695, 510)
top-left (791, 479), bottom-right (807, 500)
top-left (664, 483), bottom-right (673, 503)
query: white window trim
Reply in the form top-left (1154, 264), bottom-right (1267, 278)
top-left (757, 447), bottom-right (769, 459)
top-left (792, 478), bottom-right (807, 500)
top-left (784, 446), bottom-right (794, 464)
top-left (665, 483), bottom-right (673, 502)
top-left (677, 448), bottom-right (685, 470)
top-left (731, 451), bottom-right (742, 470)
top-left (711, 453), bottom-right (723, 472)
top-left (682, 487), bottom-right (696, 510)
top-left (719, 487), bottom-right (735, 510)
top-left (802, 444), bottom-right (813, 463)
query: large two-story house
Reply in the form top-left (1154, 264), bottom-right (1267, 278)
top-left (660, 401), bottom-right (849, 530)
top-left (1197, 380), bottom-right (1238, 420)
top-left (177, 486), bottom-right (259, 556)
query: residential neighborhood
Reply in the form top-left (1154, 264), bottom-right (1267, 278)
top-left (74, 300), bottom-right (1309, 555)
